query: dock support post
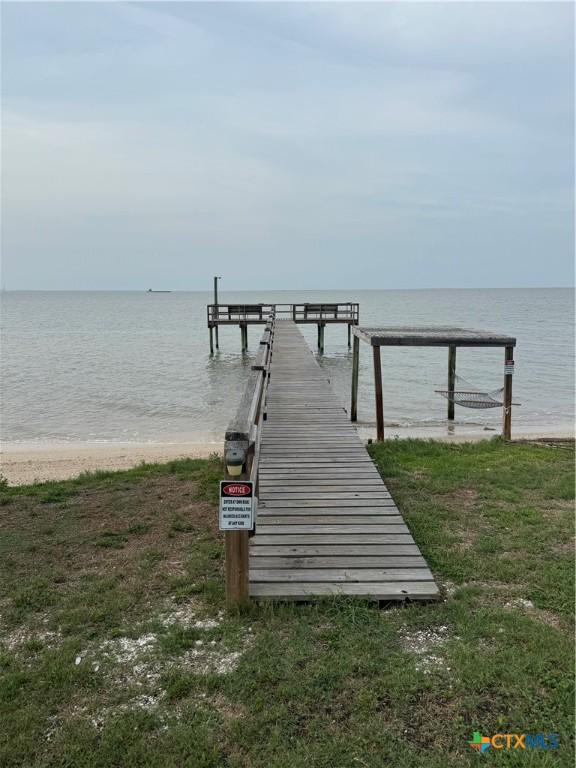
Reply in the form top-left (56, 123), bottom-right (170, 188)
top-left (351, 334), bottom-right (359, 422)
top-left (373, 345), bottom-right (384, 442)
top-left (502, 345), bottom-right (514, 440)
top-left (447, 344), bottom-right (456, 421)
top-left (213, 276), bottom-right (221, 350)
top-left (240, 324), bottom-right (248, 352)
top-left (347, 324), bottom-right (351, 347)
top-left (209, 327), bottom-right (214, 355)
top-left (224, 448), bottom-right (250, 607)
top-left (319, 323), bottom-right (325, 354)
top-left (225, 531), bottom-right (249, 607)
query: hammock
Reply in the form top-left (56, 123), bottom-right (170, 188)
top-left (435, 374), bottom-right (508, 409)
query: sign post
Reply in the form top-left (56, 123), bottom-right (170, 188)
top-left (220, 476), bottom-right (252, 606)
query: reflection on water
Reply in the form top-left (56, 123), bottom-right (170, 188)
top-left (2, 288), bottom-right (574, 443)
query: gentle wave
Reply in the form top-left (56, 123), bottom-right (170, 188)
top-left (2, 288), bottom-right (574, 443)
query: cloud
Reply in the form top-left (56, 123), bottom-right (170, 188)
top-left (1, 1), bottom-right (573, 289)
top-left (219, 81), bottom-right (519, 141)
top-left (113, 2), bottom-right (212, 46)
top-left (279, 1), bottom-right (573, 65)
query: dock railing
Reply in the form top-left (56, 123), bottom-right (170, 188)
top-left (208, 302), bottom-right (359, 325)
top-left (223, 311), bottom-right (275, 604)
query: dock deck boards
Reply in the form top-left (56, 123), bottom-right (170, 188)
top-left (250, 320), bottom-right (439, 601)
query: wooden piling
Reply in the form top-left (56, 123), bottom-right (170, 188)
top-left (447, 344), bottom-right (456, 421)
top-left (213, 277), bottom-right (220, 350)
top-left (224, 393), bottom-right (258, 606)
top-left (347, 324), bottom-right (351, 347)
top-left (351, 334), bottom-right (360, 422)
top-left (502, 345), bottom-right (514, 440)
top-left (240, 324), bottom-right (248, 352)
top-left (225, 531), bottom-right (249, 606)
top-left (209, 327), bottom-right (214, 355)
top-left (224, 452), bottom-right (250, 606)
top-left (373, 345), bottom-right (384, 442)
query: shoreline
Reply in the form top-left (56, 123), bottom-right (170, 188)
top-left (0, 441), bottom-right (221, 486)
top-left (1, 424), bottom-right (574, 486)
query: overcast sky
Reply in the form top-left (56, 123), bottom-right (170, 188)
top-left (2, 1), bottom-right (574, 290)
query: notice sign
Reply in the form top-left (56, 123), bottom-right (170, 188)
top-left (219, 481), bottom-right (254, 531)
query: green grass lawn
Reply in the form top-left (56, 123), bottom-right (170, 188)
top-left (0, 440), bottom-right (573, 767)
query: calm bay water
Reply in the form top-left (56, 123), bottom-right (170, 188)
top-left (1, 289), bottom-right (574, 445)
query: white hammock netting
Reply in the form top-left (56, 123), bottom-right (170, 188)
top-left (435, 374), bottom-right (505, 409)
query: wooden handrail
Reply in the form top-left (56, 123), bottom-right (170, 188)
top-left (223, 312), bottom-right (275, 605)
top-left (208, 303), bottom-right (359, 324)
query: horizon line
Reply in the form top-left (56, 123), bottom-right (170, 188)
top-left (2, 286), bottom-right (574, 293)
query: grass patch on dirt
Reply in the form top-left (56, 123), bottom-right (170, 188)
top-left (0, 440), bottom-right (573, 767)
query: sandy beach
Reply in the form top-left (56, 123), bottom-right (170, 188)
top-left (1, 441), bottom-right (222, 486)
top-left (2, 424), bottom-right (573, 486)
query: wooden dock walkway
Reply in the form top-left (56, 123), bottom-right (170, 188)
top-left (249, 321), bottom-right (439, 601)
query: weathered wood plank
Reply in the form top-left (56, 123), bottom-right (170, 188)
top-left (250, 568), bottom-right (434, 582)
top-left (260, 461), bottom-right (375, 466)
top-left (259, 492), bottom-right (391, 500)
top-left (225, 367), bottom-right (262, 442)
top-left (260, 479), bottom-right (387, 486)
top-left (262, 436), bottom-right (361, 441)
top-left (261, 453), bottom-right (370, 458)
top-left (263, 427), bottom-right (353, 432)
top-left (260, 499), bottom-right (396, 508)
top-left (262, 433), bottom-right (359, 438)
top-left (249, 556), bottom-right (427, 568)
top-left (256, 516), bottom-right (404, 525)
top-left (257, 508), bottom-right (399, 517)
top-left (256, 524), bottom-right (409, 535)
top-left (250, 544), bottom-right (421, 556)
top-left (352, 326), bottom-right (516, 347)
top-left (260, 468), bottom-right (376, 474)
top-left (251, 534), bottom-right (414, 545)
top-left (262, 445), bottom-right (364, 450)
top-left (259, 474), bottom-right (384, 481)
top-left (250, 582), bottom-right (440, 599)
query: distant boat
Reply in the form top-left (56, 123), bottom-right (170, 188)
top-left (147, 289), bottom-right (172, 293)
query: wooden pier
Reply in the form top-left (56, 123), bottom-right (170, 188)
top-left (223, 317), bottom-right (439, 603)
top-left (208, 302), bottom-right (359, 354)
